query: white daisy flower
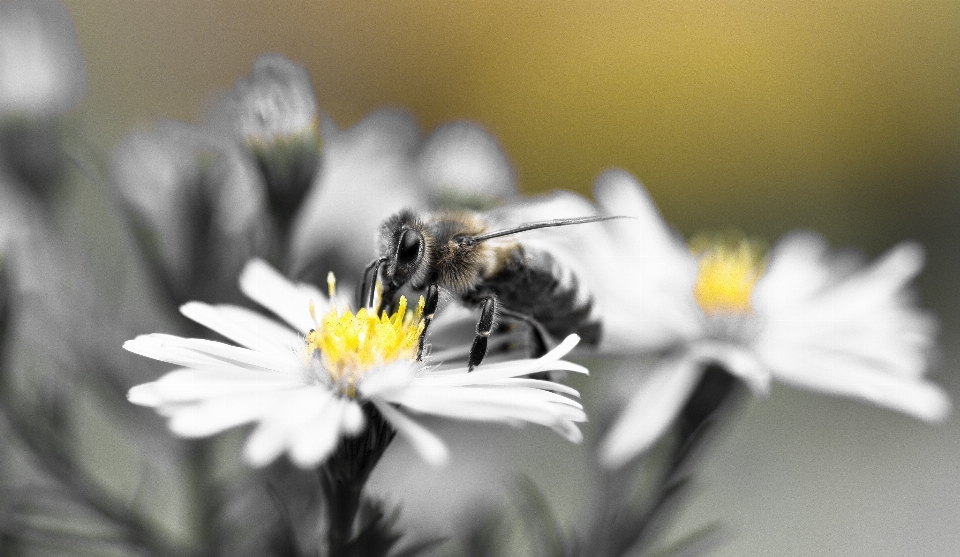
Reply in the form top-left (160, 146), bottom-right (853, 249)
top-left (589, 170), bottom-right (950, 468)
top-left (126, 259), bottom-right (588, 469)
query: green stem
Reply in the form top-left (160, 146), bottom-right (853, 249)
top-left (186, 440), bottom-right (218, 554)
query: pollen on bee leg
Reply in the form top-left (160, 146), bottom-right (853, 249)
top-left (415, 295), bottom-right (426, 321)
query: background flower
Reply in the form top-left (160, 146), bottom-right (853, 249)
top-left (288, 109), bottom-right (517, 285)
top-left (587, 171), bottom-right (949, 467)
top-left (0, 0), bottom-right (86, 118)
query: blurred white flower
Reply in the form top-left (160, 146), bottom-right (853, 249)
top-left (210, 54), bottom-right (318, 145)
top-left (288, 109), bottom-right (425, 280)
top-left (592, 170), bottom-right (950, 468)
top-left (417, 121), bottom-right (517, 209)
top-left (208, 54), bottom-right (321, 224)
top-left (112, 121), bottom-right (269, 302)
top-left (288, 110), bottom-right (518, 282)
top-left (126, 259), bottom-right (588, 469)
top-left (0, 0), bottom-right (86, 117)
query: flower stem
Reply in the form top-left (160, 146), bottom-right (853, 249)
top-left (585, 363), bottom-right (742, 557)
top-left (635, 362), bottom-right (742, 551)
top-left (320, 403), bottom-right (396, 557)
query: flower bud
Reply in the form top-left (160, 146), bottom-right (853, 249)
top-left (210, 55), bottom-right (321, 230)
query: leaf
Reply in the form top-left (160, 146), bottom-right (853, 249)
top-left (645, 522), bottom-right (722, 557)
top-left (512, 475), bottom-right (569, 557)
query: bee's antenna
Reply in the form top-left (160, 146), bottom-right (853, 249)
top-left (462, 215), bottom-right (632, 245)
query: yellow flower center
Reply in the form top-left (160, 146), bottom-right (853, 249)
top-left (305, 294), bottom-right (425, 397)
top-left (691, 235), bottom-right (766, 315)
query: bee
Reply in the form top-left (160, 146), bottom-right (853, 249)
top-left (361, 209), bottom-right (624, 370)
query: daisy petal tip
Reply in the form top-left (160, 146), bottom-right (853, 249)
top-left (735, 366), bottom-right (772, 398)
top-left (241, 446), bottom-right (277, 469)
top-left (168, 419), bottom-right (210, 439)
top-left (127, 384), bottom-right (161, 407)
top-left (569, 363), bottom-right (590, 376)
top-left (238, 257), bottom-right (280, 293)
top-left (414, 432), bottom-right (451, 467)
top-left (751, 375), bottom-right (773, 399)
top-left (242, 433), bottom-right (284, 469)
top-left (425, 444), bottom-right (451, 467)
top-left (597, 439), bottom-right (632, 470)
top-left (122, 336), bottom-right (154, 353)
top-left (561, 334), bottom-right (581, 351)
top-left (178, 300), bottom-right (202, 313)
top-left (240, 257), bottom-right (272, 277)
top-left (892, 241), bottom-right (925, 269)
top-left (289, 445), bottom-right (331, 470)
top-left (562, 423), bottom-right (585, 444)
top-left (341, 401), bottom-right (366, 435)
top-left (916, 387), bottom-right (952, 425)
top-left (178, 301), bottom-right (210, 321)
top-left (289, 456), bottom-right (319, 470)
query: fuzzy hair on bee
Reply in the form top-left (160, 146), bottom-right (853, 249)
top-left (377, 209), bottom-right (510, 293)
top-left (369, 208), bottom-right (626, 370)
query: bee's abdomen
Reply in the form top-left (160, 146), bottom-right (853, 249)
top-left (479, 247), bottom-right (602, 345)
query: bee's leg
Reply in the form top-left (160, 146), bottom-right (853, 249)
top-left (416, 283), bottom-right (439, 361)
top-left (498, 307), bottom-right (551, 358)
top-left (360, 258), bottom-right (385, 310)
top-left (468, 295), bottom-right (498, 371)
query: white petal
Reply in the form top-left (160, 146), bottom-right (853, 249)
top-left (417, 335), bottom-right (586, 387)
top-left (549, 418), bottom-right (585, 444)
top-left (242, 386), bottom-right (333, 466)
top-left (289, 398), bottom-right (348, 468)
top-left (356, 361), bottom-right (417, 398)
top-left (592, 170), bottom-right (703, 351)
top-left (690, 341), bottom-right (771, 396)
top-left (341, 400), bottom-right (366, 435)
top-left (126, 335), bottom-right (265, 374)
top-left (180, 301), bottom-right (300, 355)
top-left (372, 400), bottom-right (449, 466)
top-left (387, 385), bottom-right (585, 425)
top-left (139, 368), bottom-right (302, 403)
top-left (600, 356), bottom-right (703, 469)
top-left (238, 258), bottom-right (327, 333)
top-left (166, 390), bottom-right (289, 438)
top-left (753, 232), bottom-right (832, 311)
top-left (481, 378), bottom-right (582, 398)
top-left (811, 243), bottom-right (925, 320)
top-left (126, 334), bottom-right (299, 374)
top-left (751, 235), bottom-right (947, 423)
top-left (127, 384), bottom-right (163, 407)
top-left (766, 350), bottom-right (951, 423)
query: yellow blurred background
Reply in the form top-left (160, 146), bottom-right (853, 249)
top-left (66, 1), bottom-right (960, 244)
top-left (58, 2), bottom-right (960, 555)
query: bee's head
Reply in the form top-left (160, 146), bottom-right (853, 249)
top-left (378, 210), bottom-right (433, 289)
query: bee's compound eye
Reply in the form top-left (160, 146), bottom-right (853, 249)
top-left (397, 229), bottom-right (423, 266)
